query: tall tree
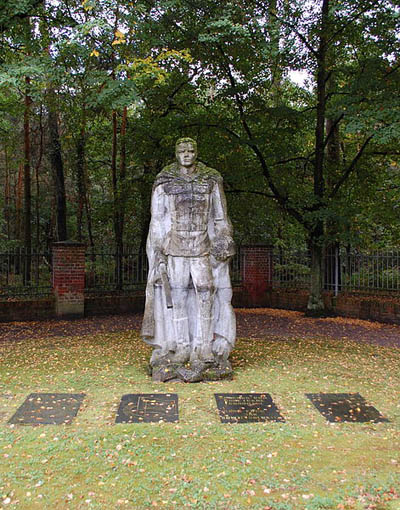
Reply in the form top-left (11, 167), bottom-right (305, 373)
top-left (141, 0), bottom-right (400, 313)
top-left (48, 105), bottom-right (67, 241)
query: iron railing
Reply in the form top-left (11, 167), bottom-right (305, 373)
top-left (0, 248), bottom-right (52, 298)
top-left (231, 248), bottom-right (243, 285)
top-left (85, 247), bottom-right (243, 293)
top-left (272, 250), bottom-right (311, 289)
top-left (1, 245), bottom-right (400, 298)
top-left (85, 247), bottom-right (148, 293)
top-left (325, 248), bottom-right (400, 294)
top-left (271, 248), bottom-right (400, 295)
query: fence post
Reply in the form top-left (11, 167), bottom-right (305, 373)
top-left (52, 241), bottom-right (86, 318)
top-left (334, 245), bottom-right (339, 296)
top-left (241, 245), bottom-right (273, 306)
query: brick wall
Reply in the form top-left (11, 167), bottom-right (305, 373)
top-left (235, 288), bottom-right (400, 326)
top-left (326, 292), bottom-right (400, 325)
top-left (241, 245), bottom-right (273, 307)
top-left (0, 298), bottom-right (55, 322)
top-left (1, 242), bottom-right (400, 325)
top-left (52, 241), bottom-right (85, 318)
top-left (2, 289), bottom-right (399, 325)
top-left (85, 293), bottom-right (145, 316)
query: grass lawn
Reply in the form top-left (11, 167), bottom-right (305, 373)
top-left (0, 326), bottom-right (399, 510)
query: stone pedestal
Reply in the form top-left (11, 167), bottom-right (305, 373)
top-left (52, 241), bottom-right (85, 318)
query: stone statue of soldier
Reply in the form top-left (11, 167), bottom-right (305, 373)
top-left (141, 138), bottom-right (236, 382)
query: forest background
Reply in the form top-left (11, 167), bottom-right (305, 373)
top-left (0, 0), bottom-right (399, 312)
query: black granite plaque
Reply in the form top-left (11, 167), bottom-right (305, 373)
top-left (214, 393), bottom-right (285, 423)
top-left (116, 394), bottom-right (179, 423)
top-left (8, 393), bottom-right (85, 425)
top-left (306, 393), bottom-right (389, 423)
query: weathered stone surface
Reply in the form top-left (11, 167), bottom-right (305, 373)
top-left (151, 357), bottom-right (233, 383)
top-left (116, 394), bottom-right (178, 423)
top-left (141, 138), bottom-right (236, 382)
top-left (215, 393), bottom-right (285, 423)
top-left (202, 360), bottom-right (233, 381)
top-left (8, 393), bottom-right (85, 425)
top-left (306, 393), bottom-right (389, 423)
top-left (152, 365), bottom-right (179, 383)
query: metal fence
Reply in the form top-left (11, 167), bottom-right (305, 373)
top-left (85, 247), bottom-right (243, 293)
top-left (272, 250), bottom-right (311, 289)
top-left (231, 248), bottom-right (243, 285)
top-left (85, 247), bottom-right (148, 293)
top-left (1, 245), bottom-right (400, 298)
top-left (0, 248), bottom-right (52, 298)
top-left (325, 248), bottom-right (400, 294)
top-left (272, 248), bottom-right (400, 295)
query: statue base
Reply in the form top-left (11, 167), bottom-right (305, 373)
top-left (150, 358), bottom-right (233, 383)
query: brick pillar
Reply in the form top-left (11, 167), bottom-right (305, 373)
top-left (241, 245), bottom-right (273, 306)
top-left (52, 241), bottom-right (85, 318)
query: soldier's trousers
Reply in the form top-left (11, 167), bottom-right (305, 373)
top-left (167, 255), bottom-right (214, 362)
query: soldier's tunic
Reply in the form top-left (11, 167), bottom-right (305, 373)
top-left (141, 161), bottom-right (236, 365)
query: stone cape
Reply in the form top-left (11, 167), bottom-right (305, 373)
top-left (141, 161), bottom-right (236, 382)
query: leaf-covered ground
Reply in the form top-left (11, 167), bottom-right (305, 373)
top-left (1, 308), bottom-right (400, 347)
top-left (0, 309), bottom-right (399, 510)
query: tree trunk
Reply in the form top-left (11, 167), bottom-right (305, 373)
top-left (306, 0), bottom-right (330, 315)
top-left (48, 107), bottom-right (68, 241)
top-left (268, 0), bottom-right (283, 104)
top-left (325, 99), bottom-right (342, 292)
top-left (118, 105), bottom-right (127, 241)
top-left (110, 109), bottom-right (122, 287)
top-left (4, 144), bottom-right (10, 240)
top-left (138, 161), bottom-right (156, 253)
top-left (23, 76), bottom-right (32, 284)
top-left (76, 125), bottom-right (85, 242)
top-left (307, 228), bottom-right (325, 315)
top-left (16, 163), bottom-right (23, 241)
top-left (75, 110), bottom-right (95, 255)
top-left (35, 106), bottom-right (44, 249)
top-left (111, 107), bottom-right (128, 289)
top-left (85, 196), bottom-right (95, 260)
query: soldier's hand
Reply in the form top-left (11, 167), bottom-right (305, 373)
top-left (211, 237), bottom-right (235, 261)
top-left (155, 250), bottom-right (167, 268)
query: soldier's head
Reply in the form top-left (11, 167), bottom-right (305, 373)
top-left (175, 137), bottom-right (197, 169)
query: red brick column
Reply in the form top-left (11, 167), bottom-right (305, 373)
top-left (52, 242), bottom-right (85, 318)
top-left (241, 245), bottom-right (273, 306)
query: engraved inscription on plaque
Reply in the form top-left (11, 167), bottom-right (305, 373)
top-left (116, 394), bottom-right (179, 423)
top-left (8, 393), bottom-right (85, 425)
top-left (306, 393), bottom-right (389, 423)
top-left (214, 393), bottom-right (285, 423)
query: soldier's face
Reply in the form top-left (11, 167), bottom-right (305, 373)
top-left (176, 143), bottom-right (197, 168)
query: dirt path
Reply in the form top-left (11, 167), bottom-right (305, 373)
top-left (1, 308), bottom-right (399, 347)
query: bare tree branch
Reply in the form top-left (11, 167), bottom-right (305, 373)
top-left (225, 189), bottom-right (276, 199)
top-left (272, 156), bottom-right (311, 166)
top-left (266, 7), bottom-right (318, 58)
top-left (0, 0), bottom-right (44, 33)
top-left (330, 134), bottom-right (375, 198)
top-left (326, 0), bottom-right (381, 48)
top-left (323, 113), bottom-right (344, 150)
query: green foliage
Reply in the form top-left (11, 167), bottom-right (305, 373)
top-left (274, 262), bottom-right (311, 288)
top-left (0, 0), bottom-right (399, 270)
top-left (345, 266), bottom-right (400, 291)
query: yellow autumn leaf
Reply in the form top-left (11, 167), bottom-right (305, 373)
top-left (82, 0), bottom-right (94, 11)
top-left (115, 30), bottom-right (125, 39)
top-left (90, 49), bottom-right (99, 57)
